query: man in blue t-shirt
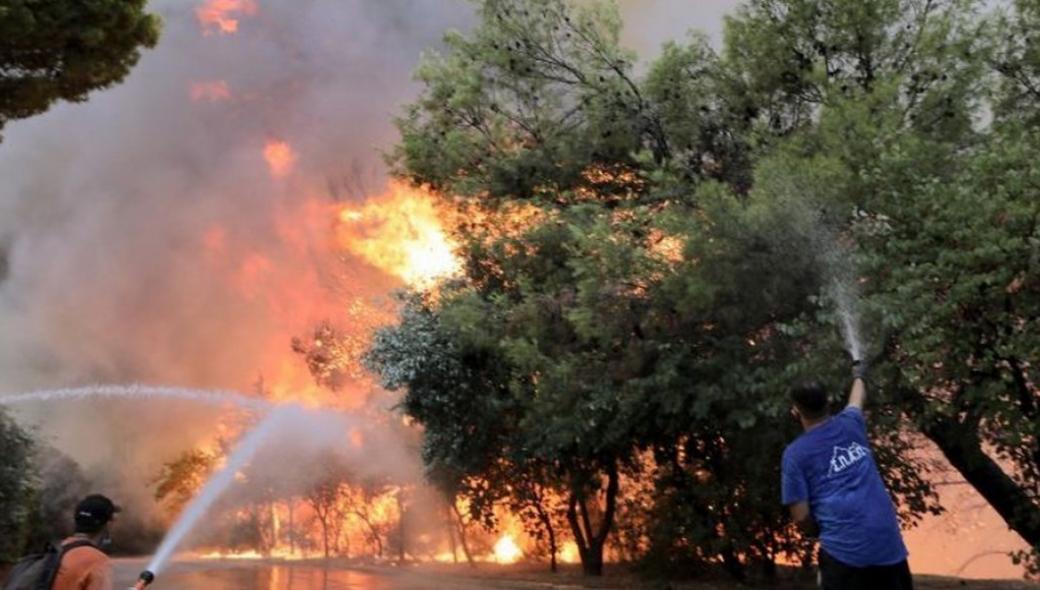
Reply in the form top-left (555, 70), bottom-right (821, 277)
top-left (781, 361), bottom-right (912, 589)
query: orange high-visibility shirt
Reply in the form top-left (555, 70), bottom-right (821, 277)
top-left (51, 538), bottom-right (112, 590)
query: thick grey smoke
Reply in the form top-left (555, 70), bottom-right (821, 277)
top-left (0, 0), bottom-right (474, 546)
top-left (0, 0), bottom-right (474, 394)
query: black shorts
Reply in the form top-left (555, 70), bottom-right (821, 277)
top-left (819, 548), bottom-right (913, 590)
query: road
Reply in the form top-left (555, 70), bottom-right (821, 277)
top-left (113, 559), bottom-right (551, 590)
top-left (113, 558), bottom-right (1039, 590)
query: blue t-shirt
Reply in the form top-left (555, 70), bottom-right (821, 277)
top-left (781, 406), bottom-right (907, 567)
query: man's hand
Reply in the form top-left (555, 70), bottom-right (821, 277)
top-left (852, 359), bottom-right (869, 381)
top-left (848, 359), bottom-right (868, 409)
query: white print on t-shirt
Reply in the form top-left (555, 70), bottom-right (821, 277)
top-left (829, 442), bottom-right (868, 476)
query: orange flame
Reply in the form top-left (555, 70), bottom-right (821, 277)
top-left (335, 182), bottom-right (460, 287)
top-left (196, 0), bottom-right (257, 35)
top-left (263, 140), bottom-right (296, 179)
top-left (559, 541), bottom-right (580, 564)
top-left (190, 80), bottom-right (232, 102)
top-left (493, 535), bottom-right (523, 564)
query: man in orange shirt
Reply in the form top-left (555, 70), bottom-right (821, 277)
top-left (51, 495), bottom-right (120, 590)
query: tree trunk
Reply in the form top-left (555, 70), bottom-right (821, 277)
top-left (270, 500), bottom-right (280, 553)
top-left (536, 504), bottom-right (558, 573)
top-left (918, 410), bottom-right (1040, 547)
top-left (396, 492), bottom-right (407, 563)
top-left (287, 501), bottom-right (295, 557)
top-left (895, 379), bottom-right (1040, 549)
top-left (565, 462), bottom-right (619, 577)
top-left (322, 519), bottom-right (330, 559)
top-left (445, 505), bottom-right (459, 564)
top-left (720, 544), bottom-right (745, 582)
top-left (355, 510), bottom-right (383, 558)
top-left (451, 503), bottom-right (476, 567)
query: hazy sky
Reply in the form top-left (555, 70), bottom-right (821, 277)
top-left (619, 0), bottom-right (742, 53)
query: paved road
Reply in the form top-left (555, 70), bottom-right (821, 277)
top-left (113, 559), bottom-right (561, 590)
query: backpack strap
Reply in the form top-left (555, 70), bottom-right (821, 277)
top-left (40, 540), bottom-right (97, 590)
top-left (58, 540), bottom-right (96, 555)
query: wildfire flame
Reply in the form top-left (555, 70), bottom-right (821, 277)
top-left (263, 140), bottom-right (296, 179)
top-left (559, 541), bottom-right (580, 564)
top-left (190, 80), bottom-right (232, 102)
top-left (493, 535), bottom-right (523, 564)
top-left (196, 0), bottom-right (258, 35)
top-left (335, 182), bottom-right (460, 287)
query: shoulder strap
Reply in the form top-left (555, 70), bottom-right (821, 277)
top-left (40, 541), bottom-right (97, 590)
top-left (58, 540), bottom-right (96, 555)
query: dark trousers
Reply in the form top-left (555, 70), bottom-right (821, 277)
top-left (819, 548), bottom-right (914, 590)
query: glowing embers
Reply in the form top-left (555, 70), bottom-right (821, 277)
top-left (196, 0), bottom-right (257, 35)
top-left (335, 182), bottom-right (460, 288)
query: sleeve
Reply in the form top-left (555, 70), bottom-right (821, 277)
top-left (84, 559), bottom-right (113, 590)
top-left (781, 450), bottom-right (809, 505)
top-left (838, 406), bottom-right (867, 437)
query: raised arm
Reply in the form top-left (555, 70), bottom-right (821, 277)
top-left (847, 360), bottom-right (868, 409)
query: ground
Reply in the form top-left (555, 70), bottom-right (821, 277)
top-left (108, 559), bottom-right (1039, 589)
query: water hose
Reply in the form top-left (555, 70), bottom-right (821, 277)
top-left (131, 570), bottom-right (155, 590)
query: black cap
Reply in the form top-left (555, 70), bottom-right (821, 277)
top-left (75, 494), bottom-right (121, 529)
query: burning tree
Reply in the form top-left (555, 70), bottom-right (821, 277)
top-left (305, 472), bottom-right (343, 559)
top-left (370, 0), bottom-right (1040, 580)
top-left (154, 449), bottom-right (217, 516)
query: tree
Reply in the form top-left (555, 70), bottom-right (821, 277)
top-left (23, 446), bottom-right (91, 551)
top-left (375, 0), bottom-right (1040, 579)
top-left (0, 0), bottom-right (160, 139)
top-left (306, 479), bottom-right (341, 559)
top-left (853, 126), bottom-right (1040, 573)
top-left (721, 0), bottom-right (1040, 573)
top-left (375, 0), bottom-right (948, 579)
top-left (992, 0), bottom-right (1040, 126)
top-left (501, 461), bottom-right (568, 572)
top-left (304, 452), bottom-right (352, 559)
top-left (153, 449), bottom-right (216, 516)
top-left (345, 478), bottom-right (397, 559)
top-left (0, 408), bottom-right (35, 563)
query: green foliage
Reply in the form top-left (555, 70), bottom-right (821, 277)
top-left (374, 0), bottom-right (1040, 579)
top-left (0, 0), bottom-right (160, 139)
top-left (22, 447), bottom-right (91, 551)
top-left (992, 0), bottom-right (1040, 126)
top-left (0, 409), bottom-right (35, 563)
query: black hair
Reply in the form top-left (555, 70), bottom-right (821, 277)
top-left (791, 381), bottom-right (829, 420)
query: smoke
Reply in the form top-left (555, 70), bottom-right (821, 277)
top-left (0, 0), bottom-right (746, 555)
top-left (0, 0), bottom-right (473, 548)
top-left (617, 0), bottom-right (740, 55)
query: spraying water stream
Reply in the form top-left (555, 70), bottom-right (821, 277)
top-left (828, 279), bottom-right (864, 362)
top-left (145, 405), bottom-right (293, 575)
top-left (0, 384), bottom-right (270, 410)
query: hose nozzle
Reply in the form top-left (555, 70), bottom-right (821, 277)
top-left (132, 570), bottom-right (155, 590)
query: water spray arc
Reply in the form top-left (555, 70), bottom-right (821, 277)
top-left (145, 406), bottom-right (295, 576)
top-left (829, 278), bottom-right (864, 362)
top-left (0, 384), bottom-right (270, 410)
